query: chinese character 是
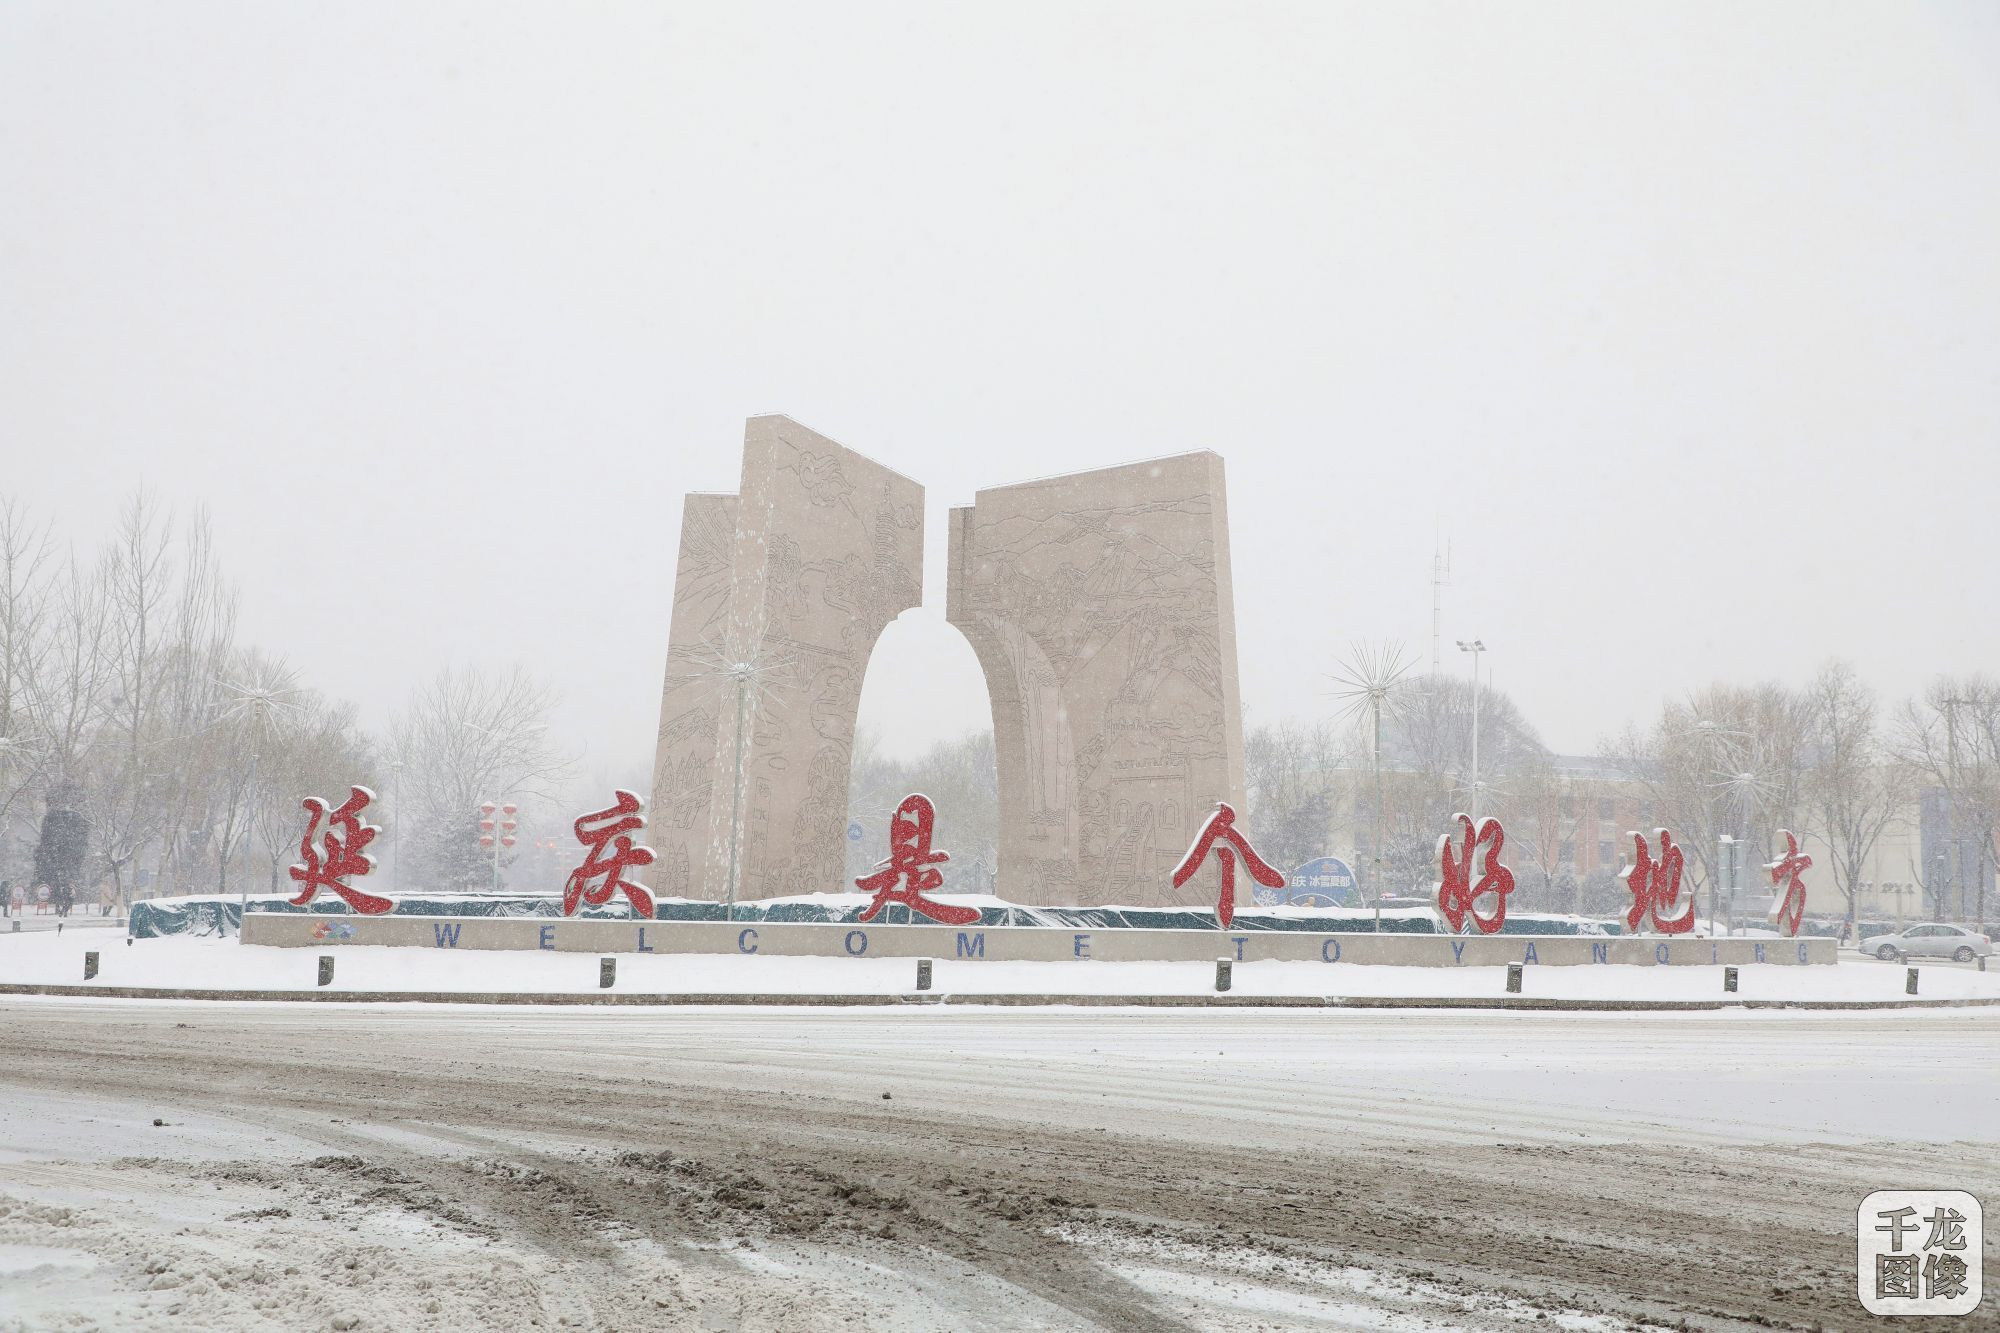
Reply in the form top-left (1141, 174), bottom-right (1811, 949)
top-left (855, 794), bottom-right (979, 926)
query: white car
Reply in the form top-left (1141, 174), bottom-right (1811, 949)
top-left (1858, 923), bottom-right (1994, 963)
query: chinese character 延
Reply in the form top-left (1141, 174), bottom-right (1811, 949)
top-left (563, 789), bottom-right (658, 918)
top-left (288, 786), bottom-right (393, 915)
top-left (856, 794), bottom-right (979, 926)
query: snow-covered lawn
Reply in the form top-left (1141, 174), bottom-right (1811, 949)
top-left (4, 926), bottom-right (1997, 1003)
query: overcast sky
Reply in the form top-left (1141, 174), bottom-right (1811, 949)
top-left (4, 2), bottom-right (1997, 782)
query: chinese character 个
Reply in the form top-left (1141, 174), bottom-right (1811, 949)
top-left (563, 789), bottom-right (658, 918)
top-left (287, 785), bottom-right (394, 915)
top-left (1876, 1253), bottom-right (1920, 1299)
top-left (1171, 802), bottom-right (1285, 931)
top-left (855, 794), bottom-right (979, 926)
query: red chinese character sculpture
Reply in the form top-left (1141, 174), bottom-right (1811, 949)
top-left (287, 785), bottom-right (393, 915)
top-left (1435, 813), bottom-right (1516, 935)
top-left (564, 788), bottom-right (658, 918)
top-left (1172, 802), bottom-right (1285, 930)
top-left (1622, 828), bottom-right (1695, 934)
top-left (855, 794), bottom-right (979, 925)
top-left (1766, 829), bottom-right (1811, 938)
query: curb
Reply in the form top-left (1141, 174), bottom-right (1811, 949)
top-left (2, 984), bottom-right (1998, 1011)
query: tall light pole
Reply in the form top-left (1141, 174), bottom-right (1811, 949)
top-left (388, 758), bottom-right (404, 896)
top-left (1329, 642), bottom-right (1414, 903)
top-left (478, 801), bottom-right (517, 895)
top-left (1456, 639), bottom-right (1486, 818)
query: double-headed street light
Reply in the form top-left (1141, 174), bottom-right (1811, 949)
top-left (1456, 639), bottom-right (1486, 818)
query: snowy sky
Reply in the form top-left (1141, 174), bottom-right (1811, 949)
top-left (4, 2), bottom-right (1998, 781)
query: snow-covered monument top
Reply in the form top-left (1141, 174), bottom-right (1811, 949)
top-left (647, 415), bottom-right (1248, 914)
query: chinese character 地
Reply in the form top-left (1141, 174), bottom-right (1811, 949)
top-left (1171, 802), bottom-right (1284, 931)
top-left (1435, 813), bottom-right (1516, 935)
top-left (855, 793), bottom-right (979, 926)
top-left (1622, 828), bottom-right (1694, 934)
top-left (563, 788), bottom-right (658, 919)
top-left (287, 785), bottom-right (394, 915)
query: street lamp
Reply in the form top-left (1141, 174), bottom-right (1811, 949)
top-left (1456, 639), bottom-right (1486, 818)
top-left (478, 801), bottom-right (518, 895)
top-left (388, 759), bottom-right (404, 896)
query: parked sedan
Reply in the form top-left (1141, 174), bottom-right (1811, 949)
top-left (1858, 923), bottom-right (1994, 963)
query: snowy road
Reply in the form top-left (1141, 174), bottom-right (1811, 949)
top-left (3, 1001), bottom-right (1996, 1331)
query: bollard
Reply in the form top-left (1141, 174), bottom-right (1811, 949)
top-left (1723, 965), bottom-right (1738, 993)
top-left (915, 958), bottom-right (933, 992)
top-left (1506, 962), bottom-right (1522, 994)
top-left (317, 955), bottom-right (334, 987)
top-left (1905, 966), bottom-right (1918, 996)
top-left (1215, 957), bottom-right (1232, 992)
top-left (9, 919), bottom-right (17, 932)
top-left (83, 951), bottom-right (98, 981)
top-left (599, 957), bottom-right (616, 989)
top-left (1981, 956), bottom-right (1988, 973)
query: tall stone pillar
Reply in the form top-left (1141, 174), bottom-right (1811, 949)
top-left (946, 452), bottom-right (1245, 908)
top-left (650, 416), bottom-right (923, 903)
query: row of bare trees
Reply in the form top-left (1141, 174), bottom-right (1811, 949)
top-left (0, 493), bottom-right (566, 908)
top-left (1244, 650), bottom-right (1990, 925)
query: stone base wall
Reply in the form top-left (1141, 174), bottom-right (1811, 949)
top-left (241, 915), bottom-right (1836, 966)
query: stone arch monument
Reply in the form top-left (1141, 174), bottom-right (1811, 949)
top-left (651, 420), bottom-right (1245, 911)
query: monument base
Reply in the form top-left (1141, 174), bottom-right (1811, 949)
top-left (239, 915), bottom-right (1835, 967)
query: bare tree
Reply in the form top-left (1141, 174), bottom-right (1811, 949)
top-left (1605, 681), bottom-right (1810, 924)
top-left (1507, 751), bottom-right (1579, 913)
top-left (846, 728), bottom-right (999, 889)
top-left (1893, 674), bottom-right (2000, 922)
top-left (389, 665), bottom-right (568, 892)
top-left (250, 692), bottom-right (375, 894)
top-left (0, 498), bottom-right (55, 870)
top-left (1243, 719), bottom-right (1350, 874)
top-left (1802, 661), bottom-right (1909, 926)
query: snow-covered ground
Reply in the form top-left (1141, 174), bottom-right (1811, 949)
top-left (3, 1001), bottom-right (1996, 1330)
top-left (3, 925), bottom-right (1997, 1003)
